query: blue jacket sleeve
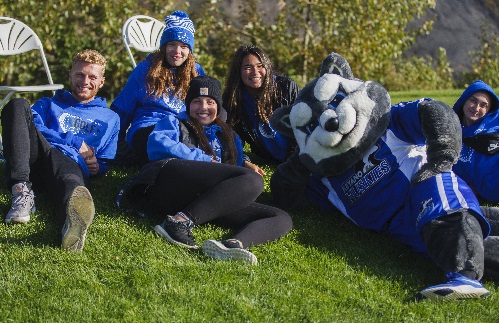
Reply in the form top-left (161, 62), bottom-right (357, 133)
top-left (235, 134), bottom-right (244, 166)
top-left (389, 99), bottom-right (430, 145)
top-left (110, 103), bottom-right (132, 142)
top-left (94, 114), bottom-right (120, 177)
top-left (110, 65), bottom-right (145, 141)
top-left (147, 116), bottom-right (213, 162)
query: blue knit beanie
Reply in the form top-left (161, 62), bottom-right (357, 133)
top-left (159, 11), bottom-right (195, 52)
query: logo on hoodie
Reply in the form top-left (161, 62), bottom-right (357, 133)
top-left (59, 113), bottom-right (103, 136)
top-left (162, 92), bottom-right (185, 113)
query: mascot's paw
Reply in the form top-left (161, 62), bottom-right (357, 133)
top-left (411, 161), bottom-right (455, 184)
top-left (270, 150), bottom-right (312, 209)
top-left (412, 100), bottom-right (462, 185)
top-left (270, 174), bottom-right (311, 209)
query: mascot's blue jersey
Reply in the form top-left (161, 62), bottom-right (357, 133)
top-left (306, 99), bottom-right (487, 251)
top-left (308, 99), bottom-right (426, 230)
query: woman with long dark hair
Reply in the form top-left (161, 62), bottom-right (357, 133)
top-left (117, 76), bottom-right (293, 265)
top-left (223, 44), bottom-right (299, 163)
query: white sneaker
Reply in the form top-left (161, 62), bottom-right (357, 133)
top-left (416, 272), bottom-right (490, 301)
top-left (61, 186), bottom-right (95, 251)
top-left (5, 182), bottom-right (35, 224)
top-left (202, 239), bottom-right (258, 265)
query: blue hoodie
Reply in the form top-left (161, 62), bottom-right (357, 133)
top-left (452, 80), bottom-right (499, 202)
top-left (147, 111), bottom-right (244, 166)
top-left (111, 56), bottom-right (205, 144)
top-left (32, 89), bottom-right (120, 177)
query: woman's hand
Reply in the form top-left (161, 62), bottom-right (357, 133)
top-left (244, 161), bottom-right (266, 176)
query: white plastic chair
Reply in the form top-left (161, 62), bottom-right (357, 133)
top-left (122, 15), bottom-right (165, 68)
top-left (0, 17), bottom-right (63, 109)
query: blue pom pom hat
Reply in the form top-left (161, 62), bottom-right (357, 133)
top-left (160, 10), bottom-right (195, 52)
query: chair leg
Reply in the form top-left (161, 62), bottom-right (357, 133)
top-left (0, 91), bottom-right (16, 110)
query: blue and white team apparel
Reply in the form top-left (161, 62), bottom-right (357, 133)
top-left (306, 98), bottom-right (490, 253)
top-left (111, 56), bottom-right (205, 144)
top-left (32, 89), bottom-right (119, 177)
top-left (147, 111), bottom-right (244, 166)
top-left (452, 80), bottom-right (499, 202)
top-left (240, 86), bottom-right (293, 163)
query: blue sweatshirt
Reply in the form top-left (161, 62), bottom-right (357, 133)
top-left (147, 111), bottom-right (244, 166)
top-left (111, 56), bottom-right (205, 144)
top-left (452, 80), bottom-right (499, 202)
top-left (32, 89), bottom-right (120, 177)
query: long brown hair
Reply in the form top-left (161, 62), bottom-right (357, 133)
top-left (146, 45), bottom-right (198, 99)
top-left (223, 44), bottom-right (281, 125)
top-left (186, 117), bottom-right (239, 165)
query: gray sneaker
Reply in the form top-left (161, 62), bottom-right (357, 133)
top-left (61, 186), bottom-right (95, 252)
top-left (5, 182), bottom-right (35, 224)
top-left (202, 239), bottom-right (258, 265)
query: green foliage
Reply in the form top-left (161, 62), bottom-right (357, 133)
top-left (465, 24), bottom-right (499, 88)
top-left (0, 0), bottom-right (178, 102)
top-left (384, 47), bottom-right (455, 91)
top-left (1, 0), bottom-right (497, 99)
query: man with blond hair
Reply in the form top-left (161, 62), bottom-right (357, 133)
top-left (1, 49), bottom-right (119, 251)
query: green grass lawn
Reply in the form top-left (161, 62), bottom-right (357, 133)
top-left (0, 90), bottom-right (498, 322)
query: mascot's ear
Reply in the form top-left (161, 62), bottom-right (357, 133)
top-left (270, 105), bottom-right (294, 137)
top-left (319, 52), bottom-right (354, 79)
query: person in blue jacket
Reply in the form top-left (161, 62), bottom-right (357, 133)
top-left (117, 75), bottom-right (292, 265)
top-left (452, 80), bottom-right (499, 203)
top-left (111, 10), bottom-right (204, 166)
top-left (1, 49), bottom-right (119, 251)
top-left (223, 44), bottom-right (299, 163)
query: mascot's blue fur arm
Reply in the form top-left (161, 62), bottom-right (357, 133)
top-left (411, 100), bottom-right (462, 184)
top-left (270, 148), bottom-right (312, 209)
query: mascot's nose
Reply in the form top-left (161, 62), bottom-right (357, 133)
top-left (324, 118), bottom-right (339, 132)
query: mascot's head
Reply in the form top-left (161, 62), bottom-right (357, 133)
top-left (270, 53), bottom-right (391, 176)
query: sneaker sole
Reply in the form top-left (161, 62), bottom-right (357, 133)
top-left (202, 240), bottom-right (258, 265)
top-left (154, 224), bottom-right (198, 249)
top-left (5, 205), bottom-right (35, 224)
top-left (416, 286), bottom-right (490, 301)
top-left (61, 186), bottom-right (95, 252)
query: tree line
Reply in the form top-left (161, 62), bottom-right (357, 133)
top-left (1, 0), bottom-right (498, 103)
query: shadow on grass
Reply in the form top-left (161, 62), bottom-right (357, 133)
top-left (147, 151), bottom-right (447, 295)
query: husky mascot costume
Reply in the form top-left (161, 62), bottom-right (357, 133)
top-left (270, 53), bottom-right (499, 301)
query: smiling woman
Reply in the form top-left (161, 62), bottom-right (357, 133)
top-left (110, 10), bottom-right (204, 166)
top-left (223, 44), bottom-right (300, 163)
top-left (116, 75), bottom-right (292, 264)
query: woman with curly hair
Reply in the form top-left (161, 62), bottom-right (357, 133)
top-left (223, 44), bottom-right (299, 163)
top-left (111, 11), bottom-right (204, 166)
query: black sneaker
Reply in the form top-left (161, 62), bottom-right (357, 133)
top-left (154, 215), bottom-right (198, 249)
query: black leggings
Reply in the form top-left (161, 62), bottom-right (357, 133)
top-left (131, 125), bottom-right (155, 166)
top-left (146, 159), bottom-right (293, 248)
top-left (1, 98), bottom-right (86, 223)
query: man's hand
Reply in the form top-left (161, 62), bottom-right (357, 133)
top-left (79, 141), bottom-right (99, 176)
top-left (79, 141), bottom-right (93, 159)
